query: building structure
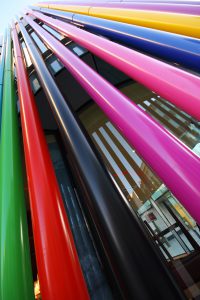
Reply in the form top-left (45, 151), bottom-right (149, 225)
top-left (0, 1), bottom-right (200, 299)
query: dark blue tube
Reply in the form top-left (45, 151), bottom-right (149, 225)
top-left (33, 6), bottom-right (200, 73)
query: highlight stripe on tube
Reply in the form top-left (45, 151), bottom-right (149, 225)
top-left (12, 23), bottom-right (90, 300)
top-left (23, 14), bottom-right (200, 225)
top-left (28, 10), bottom-right (200, 120)
top-left (0, 32), bottom-right (6, 133)
top-left (35, 1), bottom-right (200, 15)
top-left (35, 3), bottom-right (200, 38)
top-left (0, 29), bottom-right (34, 300)
top-left (16, 16), bottom-right (184, 300)
top-left (32, 6), bottom-right (200, 72)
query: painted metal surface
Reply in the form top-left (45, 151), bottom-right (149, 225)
top-left (37, 0), bottom-right (200, 5)
top-left (33, 6), bottom-right (200, 72)
top-left (36, 1), bottom-right (200, 15)
top-left (0, 32), bottom-right (6, 134)
top-left (0, 29), bottom-right (34, 300)
top-left (29, 10), bottom-right (200, 120)
top-left (36, 3), bottom-right (200, 38)
top-left (16, 16), bottom-right (185, 300)
top-left (120, 0), bottom-right (200, 3)
top-left (23, 14), bottom-right (200, 226)
top-left (12, 23), bottom-right (89, 300)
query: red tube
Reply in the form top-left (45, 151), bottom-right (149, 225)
top-left (12, 24), bottom-right (89, 300)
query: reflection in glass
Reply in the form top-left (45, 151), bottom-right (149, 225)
top-left (46, 55), bottom-right (63, 75)
top-left (79, 81), bottom-right (200, 299)
top-left (31, 32), bottom-right (48, 54)
top-left (21, 41), bottom-right (32, 67)
top-left (29, 73), bottom-right (40, 94)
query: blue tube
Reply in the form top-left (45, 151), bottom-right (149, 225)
top-left (33, 6), bottom-right (200, 72)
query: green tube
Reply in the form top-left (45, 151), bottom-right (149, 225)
top-left (0, 29), bottom-right (34, 300)
top-left (0, 31), bottom-right (6, 135)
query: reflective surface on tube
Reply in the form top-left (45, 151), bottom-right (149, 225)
top-left (79, 81), bottom-right (200, 300)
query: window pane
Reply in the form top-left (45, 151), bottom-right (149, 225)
top-left (79, 86), bottom-right (200, 299)
top-left (21, 42), bottom-right (32, 67)
top-left (68, 42), bottom-right (87, 56)
top-left (29, 73), bottom-right (40, 93)
top-left (42, 24), bottom-right (64, 40)
top-left (46, 55), bottom-right (63, 75)
top-left (120, 82), bottom-right (200, 151)
top-left (31, 32), bottom-right (48, 53)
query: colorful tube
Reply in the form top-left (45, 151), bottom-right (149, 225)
top-left (0, 29), bottom-right (34, 300)
top-left (16, 17), bottom-right (184, 300)
top-left (23, 14), bottom-right (200, 225)
top-left (36, 1), bottom-right (200, 15)
top-left (36, 3), bottom-right (200, 38)
top-left (33, 6), bottom-right (200, 72)
top-left (37, 0), bottom-right (200, 5)
top-left (0, 32), bottom-right (6, 133)
top-left (121, 0), bottom-right (200, 3)
top-left (29, 10), bottom-right (200, 120)
top-left (12, 23), bottom-right (89, 300)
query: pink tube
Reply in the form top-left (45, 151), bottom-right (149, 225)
top-left (38, 0), bottom-right (200, 4)
top-left (23, 14), bottom-right (200, 224)
top-left (36, 1), bottom-right (200, 15)
top-left (29, 10), bottom-right (200, 120)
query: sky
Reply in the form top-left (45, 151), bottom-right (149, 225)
top-left (0, 0), bottom-right (34, 36)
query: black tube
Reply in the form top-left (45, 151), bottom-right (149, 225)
top-left (47, 138), bottom-right (113, 300)
top-left (16, 17), bottom-right (185, 300)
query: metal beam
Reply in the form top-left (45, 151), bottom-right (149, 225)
top-left (35, 2), bottom-right (200, 38)
top-left (28, 9), bottom-right (200, 120)
top-left (16, 16), bottom-right (184, 300)
top-left (31, 6), bottom-right (200, 72)
top-left (0, 29), bottom-right (34, 300)
top-left (0, 31), bottom-right (6, 135)
top-left (24, 14), bottom-right (200, 226)
top-left (12, 23), bottom-right (90, 300)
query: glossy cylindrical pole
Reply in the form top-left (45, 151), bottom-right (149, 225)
top-left (16, 17), bottom-right (185, 300)
top-left (0, 29), bottom-right (34, 300)
top-left (12, 24), bottom-right (89, 300)
top-left (37, 0), bottom-right (200, 5)
top-left (35, 3), bottom-right (200, 38)
top-left (29, 10), bottom-right (200, 120)
top-left (32, 6), bottom-right (200, 72)
top-left (120, 0), bottom-right (200, 3)
top-left (0, 32), bottom-right (6, 133)
top-left (23, 15), bottom-right (200, 225)
top-left (35, 1), bottom-right (200, 15)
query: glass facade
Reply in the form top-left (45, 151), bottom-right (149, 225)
top-left (79, 82), bottom-right (200, 299)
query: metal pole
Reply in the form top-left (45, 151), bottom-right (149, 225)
top-left (12, 23), bottom-right (90, 300)
top-left (23, 14), bottom-right (200, 225)
top-left (0, 28), bottom-right (34, 300)
top-left (16, 17), bottom-right (185, 300)
top-left (31, 6), bottom-right (200, 72)
top-left (29, 9), bottom-right (200, 119)
top-left (34, 2), bottom-right (200, 38)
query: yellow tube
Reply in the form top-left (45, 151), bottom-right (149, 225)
top-left (90, 8), bottom-right (200, 38)
top-left (35, 4), bottom-right (90, 14)
top-left (37, 4), bottom-right (200, 38)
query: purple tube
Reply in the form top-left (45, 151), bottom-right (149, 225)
top-left (23, 14), bottom-right (200, 224)
top-left (120, 0), bottom-right (200, 4)
top-left (39, 0), bottom-right (200, 3)
top-left (29, 10), bottom-right (200, 120)
top-left (37, 1), bottom-right (200, 15)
